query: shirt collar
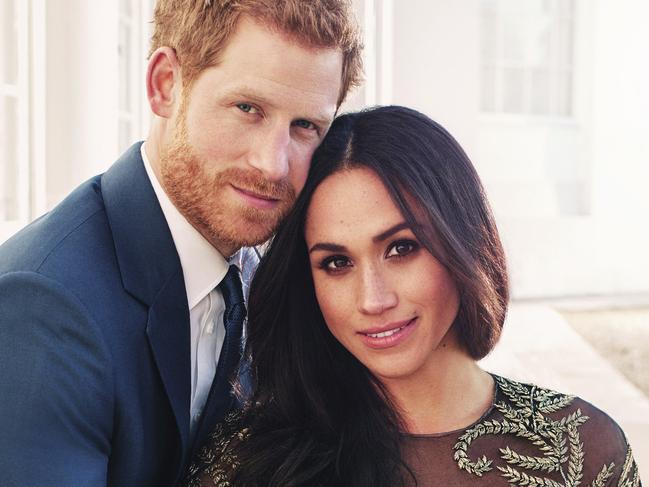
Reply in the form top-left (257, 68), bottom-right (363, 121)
top-left (141, 142), bottom-right (232, 309)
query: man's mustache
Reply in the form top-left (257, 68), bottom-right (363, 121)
top-left (214, 167), bottom-right (296, 202)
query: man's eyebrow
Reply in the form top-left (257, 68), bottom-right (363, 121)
top-left (372, 222), bottom-right (411, 243)
top-left (231, 89), bottom-right (274, 108)
top-left (308, 242), bottom-right (347, 254)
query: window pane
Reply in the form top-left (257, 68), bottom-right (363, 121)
top-left (501, 0), bottom-right (532, 17)
top-left (480, 1), bottom-right (498, 61)
top-left (481, 66), bottom-right (497, 112)
top-left (502, 17), bottom-right (525, 64)
top-left (1, 0), bottom-right (18, 85)
top-left (479, 0), bottom-right (574, 117)
top-left (120, 0), bottom-right (133, 17)
top-left (558, 20), bottom-right (574, 67)
top-left (481, 0), bottom-right (497, 16)
top-left (529, 21), bottom-right (551, 67)
top-left (558, 0), bottom-right (575, 19)
top-left (119, 22), bottom-right (132, 112)
top-left (555, 181), bottom-right (588, 216)
top-left (502, 68), bottom-right (525, 113)
top-left (0, 96), bottom-right (19, 220)
top-left (530, 68), bottom-right (550, 115)
top-left (556, 70), bottom-right (573, 116)
top-left (119, 119), bottom-right (133, 154)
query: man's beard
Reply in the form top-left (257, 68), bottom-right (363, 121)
top-left (159, 123), bottom-right (296, 254)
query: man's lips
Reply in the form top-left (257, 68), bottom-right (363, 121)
top-left (231, 184), bottom-right (281, 209)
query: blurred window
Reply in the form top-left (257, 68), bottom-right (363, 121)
top-left (0, 0), bottom-right (29, 229)
top-left (118, 0), bottom-right (153, 152)
top-left (480, 0), bottom-right (575, 117)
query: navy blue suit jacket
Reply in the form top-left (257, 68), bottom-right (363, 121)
top-left (0, 143), bottom-right (236, 486)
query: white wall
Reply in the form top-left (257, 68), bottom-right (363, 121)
top-left (45, 1), bottom-right (120, 208)
top-left (590, 0), bottom-right (649, 219)
top-left (390, 0), bottom-right (480, 153)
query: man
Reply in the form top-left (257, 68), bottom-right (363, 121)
top-left (0, 1), bottom-right (362, 485)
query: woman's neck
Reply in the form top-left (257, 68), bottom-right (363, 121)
top-left (379, 340), bottom-right (494, 435)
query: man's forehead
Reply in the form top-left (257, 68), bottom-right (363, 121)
top-left (219, 17), bottom-right (343, 79)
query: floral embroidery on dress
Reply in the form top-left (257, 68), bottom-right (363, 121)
top-left (185, 411), bottom-right (250, 487)
top-left (453, 375), bottom-right (641, 487)
top-left (619, 447), bottom-right (642, 487)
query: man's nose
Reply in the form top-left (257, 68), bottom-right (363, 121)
top-left (247, 124), bottom-right (290, 182)
top-left (357, 265), bottom-right (398, 315)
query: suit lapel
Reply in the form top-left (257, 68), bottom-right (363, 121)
top-left (146, 269), bottom-right (191, 450)
top-left (101, 142), bottom-right (191, 453)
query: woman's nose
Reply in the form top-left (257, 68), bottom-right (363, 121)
top-left (357, 265), bottom-right (398, 315)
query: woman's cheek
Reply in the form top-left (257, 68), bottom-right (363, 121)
top-left (316, 279), bottom-right (350, 333)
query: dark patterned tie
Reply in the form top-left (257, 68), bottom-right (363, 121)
top-left (190, 265), bottom-right (247, 452)
top-left (215, 264), bottom-right (246, 386)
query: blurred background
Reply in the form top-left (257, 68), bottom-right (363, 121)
top-left (1, 0), bottom-right (648, 472)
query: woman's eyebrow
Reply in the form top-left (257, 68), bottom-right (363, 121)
top-left (372, 222), bottom-right (410, 243)
top-left (308, 242), bottom-right (347, 254)
top-left (308, 223), bottom-right (412, 253)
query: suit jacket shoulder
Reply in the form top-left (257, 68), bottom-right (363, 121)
top-left (0, 142), bottom-right (192, 486)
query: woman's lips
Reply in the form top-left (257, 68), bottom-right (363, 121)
top-left (357, 318), bottom-right (417, 349)
top-left (231, 185), bottom-right (280, 210)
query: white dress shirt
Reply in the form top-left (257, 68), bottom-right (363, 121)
top-left (141, 143), bottom-right (232, 436)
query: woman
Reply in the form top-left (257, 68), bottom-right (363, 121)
top-left (186, 106), bottom-right (641, 486)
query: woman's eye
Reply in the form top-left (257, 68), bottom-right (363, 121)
top-left (237, 103), bottom-right (259, 114)
top-left (386, 240), bottom-right (418, 258)
top-left (321, 256), bottom-right (351, 271)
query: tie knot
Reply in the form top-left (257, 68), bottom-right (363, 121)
top-left (219, 265), bottom-right (246, 336)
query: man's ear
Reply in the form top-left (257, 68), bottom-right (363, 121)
top-left (147, 47), bottom-right (181, 118)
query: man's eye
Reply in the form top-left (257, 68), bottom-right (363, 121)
top-left (237, 103), bottom-right (259, 114)
top-left (386, 240), bottom-right (418, 258)
top-left (293, 119), bottom-right (316, 130)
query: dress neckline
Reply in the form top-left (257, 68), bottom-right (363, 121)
top-left (400, 372), bottom-right (498, 439)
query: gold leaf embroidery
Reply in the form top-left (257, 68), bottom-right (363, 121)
top-left (453, 376), bottom-right (640, 487)
top-left (185, 411), bottom-right (250, 487)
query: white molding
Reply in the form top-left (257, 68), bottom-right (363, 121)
top-left (362, 0), bottom-right (377, 106)
top-left (377, 0), bottom-right (393, 105)
top-left (16, 0), bottom-right (30, 222)
top-left (118, 0), bottom-right (155, 151)
top-left (138, 0), bottom-right (155, 139)
top-left (30, 0), bottom-right (47, 218)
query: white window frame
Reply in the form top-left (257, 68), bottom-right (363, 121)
top-left (30, 0), bottom-right (47, 222)
top-left (0, 0), bottom-right (31, 243)
top-left (479, 0), bottom-right (576, 121)
top-left (118, 0), bottom-right (154, 153)
top-left (342, 0), bottom-right (393, 111)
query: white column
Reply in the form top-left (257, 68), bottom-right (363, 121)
top-left (45, 0), bottom-right (120, 208)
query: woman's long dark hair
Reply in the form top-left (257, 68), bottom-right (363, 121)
top-left (231, 106), bottom-right (509, 486)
